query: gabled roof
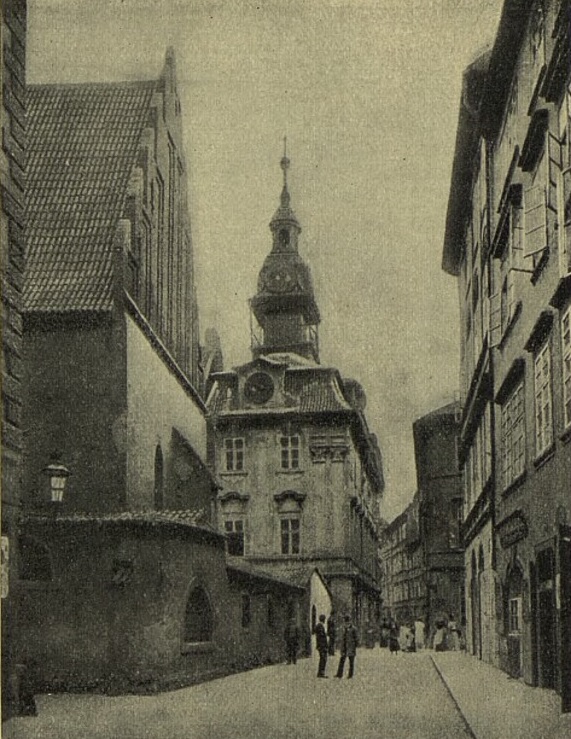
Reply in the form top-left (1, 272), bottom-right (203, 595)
top-left (25, 81), bottom-right (156, 313)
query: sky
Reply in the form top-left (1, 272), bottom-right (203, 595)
top-left (27, 0), bottom-right (504, 522)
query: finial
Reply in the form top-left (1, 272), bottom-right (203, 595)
top-left (280, 136), bottom-right (290, 187)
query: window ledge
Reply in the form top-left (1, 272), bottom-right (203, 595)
top-left (220, 471), bottom-right (248, 477)
top-left (181, 641), bottom-right (215, 655)
top-left (276, 469), bottom-right (304, 475)
top-left (533, 443), bottom-right (556, 470)
top-left (499, 301), bottom-right (523, 349)
top-left (530, 248), bottom-right (550, 286)
top-left (501, 470), bottom-right (527, 499)
top-left (560, 426), bottom-right (571, 445)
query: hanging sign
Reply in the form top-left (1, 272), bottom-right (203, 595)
top-left (1, 536), bottom-right (9, 599)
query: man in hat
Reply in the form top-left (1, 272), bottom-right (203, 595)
top-left (335, 614), bottom-right (359, 678)
top-left (315, 614), bottom-right (329, 677)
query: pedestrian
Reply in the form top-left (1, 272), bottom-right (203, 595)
top-left (448, 614), bottom-right (460, 651)
top-left (414, 618), bottom-right (425, 650)
top-left (327, 611), bottom-right (336, 655)
top-left (380, 618), bottom-right (390, 648)
top-left (284, 618), bottom-right (300, 665)
top-left (315, 614), bottom-right (329, 677)
top-left (433, 619), bottom-right (448, 652)
top-left (335, 614), bottom-right (359, 678)
top-left (388, 619), bottom-right (400, 654)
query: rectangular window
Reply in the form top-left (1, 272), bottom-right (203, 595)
top-left (280, 435), bottom-right (300, 469)
top-left (501, 381), bottom-right (526, 489)
top-left (224, 438), bottom-right (244, 471)
top-left (280, 517), bottom-right (300, 554)
top-left (563, 307), bottom-right (571, 429)
top-left (508, 596), bottom-right (522, 634)
top-left (534, 341), bottom-right (553, 456)
top-left (224, 519), bottom-right (244, 556)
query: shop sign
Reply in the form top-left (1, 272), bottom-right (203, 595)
top-left (498, 511), bottom-right (528, 548)
top-left (1, 536), bottom-right (9, 598)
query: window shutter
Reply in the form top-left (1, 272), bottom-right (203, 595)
top-left (524, 185), bottom-right (547, 257)
top-left (559, 166), bottom-right (571, 277)
top-left (547, 133), bottom-right (562, 212)
top-left (510, 206), bottom-right (524, 268)
top-left (490, 290), bottom-right (502, 347)
top-left (507, 268), bottom-right (516, 321)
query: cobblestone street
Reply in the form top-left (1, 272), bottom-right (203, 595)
top-left (4, 649), bottom-right (471, 739)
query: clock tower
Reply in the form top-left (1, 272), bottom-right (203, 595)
top-left (250, 145), bottom-right (321, 362)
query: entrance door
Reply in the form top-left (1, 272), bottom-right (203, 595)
top-left (536, 548), bottom-right (556, 689)
top-left (506, 564), bottom-right (524, 679)
top-left (559, 525), bottom-right (571, 713)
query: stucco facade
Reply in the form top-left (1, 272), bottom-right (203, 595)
top-left (208, 156), bottom-right (384, 637)
top-left (442, 0), bottom-right (571, 710)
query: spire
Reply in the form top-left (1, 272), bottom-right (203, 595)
top-left (280, 136), bottom-right (291, 209)
top-left (270, 137), bottom-right (300, 235)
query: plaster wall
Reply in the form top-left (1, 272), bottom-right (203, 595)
top-left (125, 314), bottom-right (209, 511)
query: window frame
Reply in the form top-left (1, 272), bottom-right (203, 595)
top-left (280, 434), bottom-right (300, 470)
top-left (500, 380), bottom-right (526, 490)
top-left (224, 517), bottom-right (245, 556)
top-left (562, 306), bottom-right (571, 430)
top-left (280, 515), bottom-right (301, 555)
top-left (508, 596), bottom-right (523, 635)
top-left (534, 339), bottom-right (553, 456)
top-left (224, 437), bottom-right (245, 472)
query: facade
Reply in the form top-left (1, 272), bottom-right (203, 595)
top-left (379, 495), bottom-right (426, 626)
top-left (16, 50), bottom-right (303, 694)
top-left (413, 402), bottom-right (465, 639)
top-left (1, 0), bottom-right (27, 716)
top-left (207, 154), bottom-right (384, 641)
top-left (379, 402), bottom-right (464, 640)
top-left (443, 0), bottom-right (571, 711)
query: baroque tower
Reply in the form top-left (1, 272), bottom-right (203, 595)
top-left (250, 144), bottom-right (320, 362)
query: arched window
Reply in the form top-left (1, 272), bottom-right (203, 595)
top-left (184, 585), bottom-right (213, 643)
top-left (154, 444), bottom-right (164, 510)
top-left (19, 537), bottom-right (52, 581)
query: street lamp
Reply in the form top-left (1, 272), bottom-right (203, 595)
top-left (42, 453), bottom-right (70, 503)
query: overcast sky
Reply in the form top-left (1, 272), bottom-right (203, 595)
top-left (28, 0), bottom-right (503, 521)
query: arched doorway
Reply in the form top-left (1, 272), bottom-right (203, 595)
top-left (183, 584), bottom-right (214, 643)
top-left (505, 562), bottom-right (524, 678)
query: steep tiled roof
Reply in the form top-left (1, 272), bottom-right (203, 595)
top-left (25, 82), bottom-right (155, 312)
top-left (207, 366), bottom-right (351, 415)
top-left (285, 371), bottom-right (351, 413)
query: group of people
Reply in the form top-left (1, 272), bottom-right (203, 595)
top-left (379, 613), bottom-right (462, 653)
top-left (283, 612), bottom-right (359, 678)
top-left (314, 612), bottom-right (359, 679)
top-left (284, 611), bottom-right (463, 677)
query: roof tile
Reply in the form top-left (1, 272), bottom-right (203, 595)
top-left (25, 82), bottom-right (155, 313)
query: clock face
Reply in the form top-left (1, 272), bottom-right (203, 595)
top-left (244, 372), bottom-right (274, 404)
top-left (265, 266), bottom-right (295, 293)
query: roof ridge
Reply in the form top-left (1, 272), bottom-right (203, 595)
top-left (29, 79), bottom-right (157, 91)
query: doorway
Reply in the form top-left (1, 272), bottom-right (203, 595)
top-left (536, 547), bottom-right (556, 689)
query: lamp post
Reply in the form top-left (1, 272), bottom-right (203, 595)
top-left (42, 453), bottom-right (70, 504)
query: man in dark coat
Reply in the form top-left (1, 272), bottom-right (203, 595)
top-left (315, 614), bottom-right (329, 677)
top-left (327, 611), bottom-right (336, 655)
top-left (284, 618), bottom-right (300, 664)
top-left (335, 614), bottom-right (359, 678)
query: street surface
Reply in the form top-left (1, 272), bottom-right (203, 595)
top-left (4, 649), bottom-right (471, 739)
